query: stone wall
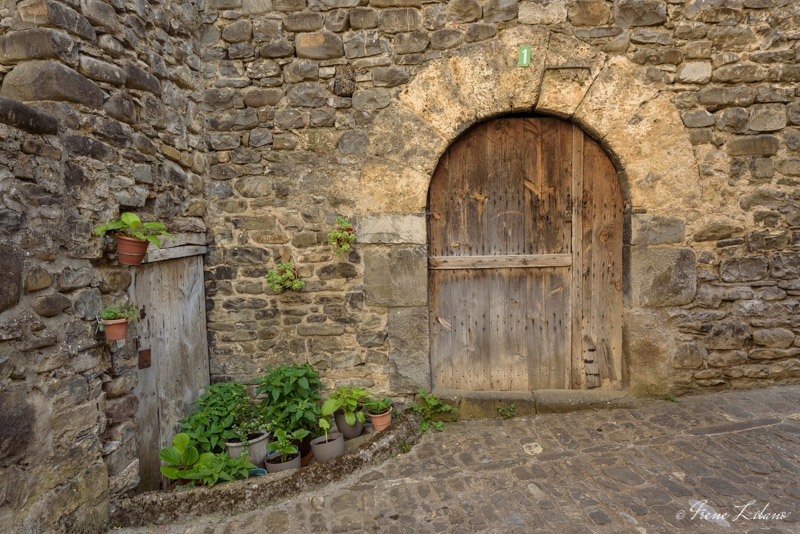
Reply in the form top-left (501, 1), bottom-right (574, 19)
top-left (0, 0), bottom-right (205, 532)
top-left (200, 0), bottom-right (800, 397)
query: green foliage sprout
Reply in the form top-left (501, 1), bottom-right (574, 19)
top-left (321, 386), bottom-right (371, 427)
top-left (265, 262), bottom-right (305, 292)
top-left (268, 428), bottom-right (310, 463)
top-left (496, 402), bottom-right (515, 419)
top-left (100, 303), bottom-right (138, 321)
top-left (409, 389), bottom-right (453, 432)
top-left (364, 396), bottom-right (392, 415)
top-left (256, 364), bottom-right (323, 436)
top-left (95, 212), bottom-right (173, 248)
top-left (327, 216), bottom-right (356, 255)
top-left (159, 433), bottom-right (255, 488)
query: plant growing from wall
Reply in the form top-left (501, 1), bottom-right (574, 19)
top-left (327, 216), bottom-right (356, 255)
top-left (265, 262), bottom-right (305, 292)
top-left (409, 389), bottom-right (453, 432)
top-left (180, 381), bottom-right (256, 454)
top-left (496, 402), bottom-right (515, 419)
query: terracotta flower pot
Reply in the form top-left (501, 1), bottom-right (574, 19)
top-left (265, 450), bottom-right (301, 473)
top-left (115, 235), bottom-right (149, 265)
top-left (226, 432), bottom-right (270, 468)
top-left (310, 432), bottom-right (345, 463)
top-left (369, 406), bottom-right (393, 432)
top-left (101, 318), bottom-right (129, 341)
top-left (334, 410), bottom-right (363, 440)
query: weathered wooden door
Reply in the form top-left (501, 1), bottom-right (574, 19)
top-left (131, 249), bottom-right (209, 491)
top-left (429, 117), bottom-right (623, 391)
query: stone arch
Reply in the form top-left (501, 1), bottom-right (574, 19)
top-left (357, 25), bottom-right (701, 226)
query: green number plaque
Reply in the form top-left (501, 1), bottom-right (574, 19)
top-left (518, 46), bottom-right (531, 67)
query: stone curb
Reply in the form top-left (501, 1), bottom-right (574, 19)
top-left (433, 389), bottom-right (645, 420)
top-left (109, 409), bottom-right (423, 528)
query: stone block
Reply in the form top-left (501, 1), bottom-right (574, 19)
top-left (707, 350), bottom-right (747, 368)
top-left (286, 83), bottom-right (327, 107)
top-left (297, 324), bottom-right (345, 336)
top-left (613, 0), bottom-right (666, 27)
top-left (752, 328), bottom-right (795, 349)
top-left (25, 267), bottom-right (52, 292)
top-left (364, 246), bottom-right (427, 306)
top-left (0, 388), bottom-right (35, 464)
top-left (285, 13), bottom-right (323, 32)
top-left (243, 0), bottom-right (273, 14)
top-left (483, 0), bottom-right (518, 23)
top-left (32, 293), bottom-right (71, 317)
top-left (681, 110), bottom-right (714, 128)
top-left (357, 214), bottom-right (426, 244)
top-left (351, 8), bottom-right (379, 29)
top-left (719, 255), bottom-right (768, 282)
top-left (243, 87), bottom-right (283, 108)
top-left (750, 348), bottom-right (800, 360)
top-left (337, 130), bottom-right (368, 154)
top-left (707, 26), bottom-right (757, 52)
top-left (0, 28), bottom-right (77, 66)
top-left (672, 342), bottom-right (706, 369)
top-left (372, 67), bottom-right (409, 87)
top-left (697, 86), bottom-right (755, 110)
top-left (568, 0), bottom-right (610, 25)
top-left (82, 0), bottom-right (120, 33)
top-left (260, 41), bottom-right (295, 58)
top-left (430, 29), bottom-right (463, 50)
top-left (715, 107), bottom-right (748, 133)
top-left (0, 97), bottom-right (59, 135)
top-left (630, 215), bottom-right (684, 245)
top-left (222, 20), bottom-right (253, 43)
top-left (296, 31), bottom-right (344, 59)
top-left (18, 0), bottom-right (96, 41)
top-left (380, 8), bottom-right (422, 33)
top-left (749, 103), bottom-right (786, 132)
top-left (352, 89), bottom-right (390, 111)
top-left (770, 252), bottom-right (800, 280)
top-left (123, 63), bottom-right (161, 95)
top-left (448, 0), bottom-right (482, 23)
top-left (79, 56), bottom-right (125, 86)
top-left (676, 62), bottom-right (711, 84)
top-left (393, 31), bottom-right (428, 54)
top-left (0, 246), bottom-right (23, 313)
top-left (106, 394), bottom-right (138, 425)
top-left (727, 135), bottom-right (779, 156)
top-left (465, 23), bottom-right (497, 42)
top-left (1, 61), bottom-right (103, 109)
top-left (370, 0), bottom-right (421, 6)
top-left (388, 306), bottom-right (430, 391)
top-left (630, 247), bottom-right (696, 307)
top-left (706, 320), bottom-right (751, 350)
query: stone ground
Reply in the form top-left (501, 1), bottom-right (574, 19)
top-left (115, 386), bottom-right (800, 533)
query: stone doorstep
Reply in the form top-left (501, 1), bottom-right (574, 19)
top-left (433, 388), bottom-right (639, 420)
top-left (109, 409), bottom-right (423, 528)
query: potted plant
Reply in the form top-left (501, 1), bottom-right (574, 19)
top-left (225, 415), bottom-right (270, 468)
top-left (364, 397), bottom-right (393, 432)
top-left (310, 416), bottom-right (344, 463)
top-left (321, 386), bottom-right (371, 440)
top-left (265, 428), bottom-right (309, 473)
top-left (95, 211), bottom-right (173, 265)
top-left (327, 216), bottom-right (356, 255)
top-left (99, 302), bottom-right (138, 341)
top-left (180, 381), bottom-right (254, 454)
top-left (265, 262), bottom-right (305, 292)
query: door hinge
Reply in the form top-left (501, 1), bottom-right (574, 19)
top-left (139, 348), bottom-right (151, 369)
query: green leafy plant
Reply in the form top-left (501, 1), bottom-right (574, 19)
top-left (659, 394), bottom-right (680, 403)
top-left (159, 434), bottom-right (256, 488)
top-left (256, 364), bottom-right (323, 436)
top-left (327, 216), bottom-right (356, 255)
top-left (321, 386), bottom-right (371, 427)
top-left (265, 262), bottom-right (305, 292)
top-left (231, 413), bottom-right (269, 449)
top-left (100, 303), bottom-right (138, 321)
top-left (398, 441), bottom-right (411, 454)
top-left (496, 402), bottom-right (515, 419)
top-left (268, 428), bottom-right (310, 463)
top-left (364, 396), bottom-right (392, 415)
top-left (95, 212), bottom-right (172, 248)
top-left (318, 416), bottom-right (332, 442)
top-left (409, 389), bottom-right (453, 433)
top-left (180, 382), bottom-right (256, 454)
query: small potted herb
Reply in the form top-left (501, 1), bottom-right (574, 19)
top-left (310, 416), bottom-right (344, 463)
top-left (265, 262), bottom-right (305, 292)
top-left (265, 428), bottom-right (310, 473)
top-left (99, 302), bottom-right (138, 341)
top-left (327, 216), bottom-right (356, 255)
top-left (364, 397), bottom-right (393, 432)
top-left (225, 415), bottom-right (270, 468)
top-left (321, 386), bottom-right (371, 440)
top-left (95, 212), bottom-right (173, 265)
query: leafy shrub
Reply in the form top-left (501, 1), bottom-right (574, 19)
top-left (159, 433), bottom-right (255, 488)
top-left (180, 382), bottom-right (256, 453)
top-left (265, 262), bottom-right (305, 292)
top-left (409, 389), bottom-right (453, 432)
top-left (256, 363), bottom-right (322, 436)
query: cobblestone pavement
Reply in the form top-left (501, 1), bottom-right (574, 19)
top-left (117, 386), bottom-right (800, 534)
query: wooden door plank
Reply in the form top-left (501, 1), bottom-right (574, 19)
top-left (523, 118), bottom-right (544, 254)
top-left (486, 119), bottom-right (525, 255)
top-left (448, 123), bottom-right (489, 256)
top-left (540, 118), bottom-right (573, 255)
top-left (570, 126), bottom-right (585, 389)
top-left (429, 253), bottom-right (572, 269)
top-left (428, 157), bottom-right (449, 257)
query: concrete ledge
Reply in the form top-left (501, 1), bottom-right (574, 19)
top-left (110, 409), bottom-right (422, 528)
top-left (433, 389), bottom-right (639, 419)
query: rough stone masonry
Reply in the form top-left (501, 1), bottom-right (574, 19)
top-left (0, 0), bottom-right (799, 532)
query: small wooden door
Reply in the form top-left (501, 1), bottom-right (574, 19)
top-left (429, 117), bottom-right (623, 391)
top-left (131, 254), bottom-right (210, 490)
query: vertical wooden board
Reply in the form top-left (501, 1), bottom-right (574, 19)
top-left (132, 256), bottom-right (210, 490)
top-left (428, 156), bottom-right (449, 257)
top-left (525, 268), bottom-right (547, 389)
top-left (583, 136), bottom-right (624, 387)
top-left (539, 118), bottom-right (573, 255)
top-left (486, 119), bottom-right (525, 255)
top-left (486, 269), bottom-right (528, 390)
top-left (546, 267), bottom-right (571, 389)
top-left (430, 269), bottom-right (453, 388)
top-left (570, 126), bottom-right (585, 389)
top-left (523, 118), bottom-right (544, 255)
top-left (447, 123), bottom-right (489, 256)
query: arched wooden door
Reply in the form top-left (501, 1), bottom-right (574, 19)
top-left (428, 117), bottom-right (623, 391)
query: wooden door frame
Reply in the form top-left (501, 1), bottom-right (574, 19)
top-left (426, 114), bottom-right (628, 391)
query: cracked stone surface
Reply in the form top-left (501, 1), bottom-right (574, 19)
top-left (114, 386), bottom-right (800, 533)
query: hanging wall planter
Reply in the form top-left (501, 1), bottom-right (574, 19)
top-left (99, 303), bottom-right (138, 341)
top-left (95, 212), bottom-right (173, 266)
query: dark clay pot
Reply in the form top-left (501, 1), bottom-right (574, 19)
top-left (265, 450), bottom-right (301, 473)
top-left (310, 432), bottom-right (345, 463)
top-left (334, 410), bottom-right (363, 440)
